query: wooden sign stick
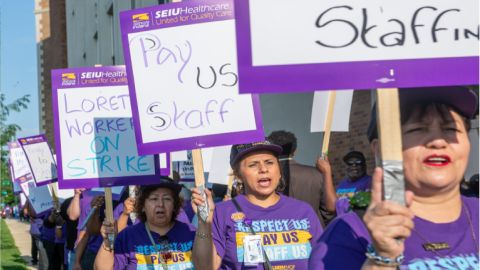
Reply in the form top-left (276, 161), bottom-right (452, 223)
top-left (48, 183), bottom-right (60, 211)
top-left (104, 187), bottom-right (115, 248)
top-left (376, 88), bottom-right (405, 205)
top-left (321, 91), bottom-right (336, 157)
top-left (191, 148), bottom-right (209, 221)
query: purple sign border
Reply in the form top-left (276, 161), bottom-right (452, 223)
top-left (18, 134), bottom-right (57, 187)
top-left (120, 0), bottom-right (265, 156)
top-left (234, 1), bottom-right (479, 93)
top-left (51, 66), bottom-right (167, 189)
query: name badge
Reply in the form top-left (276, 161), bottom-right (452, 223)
top-left (243, 235), bottom-right (265, 266)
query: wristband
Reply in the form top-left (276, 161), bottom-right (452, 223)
top-left (195, 231), bottom-right (211, 239)
top-left (365, 244), bottom-right (404, 267)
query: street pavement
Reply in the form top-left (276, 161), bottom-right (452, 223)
top-left (4, 218), bottom-right (38, 270)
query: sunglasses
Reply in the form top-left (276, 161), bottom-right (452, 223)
top-left (346, 160), bottom-right (364, 166)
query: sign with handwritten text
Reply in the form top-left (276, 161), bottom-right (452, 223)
top-left (235, 0), bottom-right (479, 93)
top-left (8, 141), bottom-right (33, 182)
top-left (18, 135), bottom-right (57, 186)
top-left (51, 66), bottom-right (169, 189)
top-left (120, 0), bottom-right (264, 155)
top-left (20, 179), bottom-right (53, 215)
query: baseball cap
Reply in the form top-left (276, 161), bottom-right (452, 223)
top-left (230, 140), bottom-right (283, 167)
top-left (139, 176), bottom-right (182, 195)
top-left (343, 151), bottom-right (366, 164)
top-left (367, 86), bottom-right (478, 142)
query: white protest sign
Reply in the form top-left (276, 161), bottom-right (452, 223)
top-left (207, 145), bottom-right (231, 185)
top-left (120, 0), bottom-right (264, 155)
top-left (53, 182), bottom-right (75, 200)
top-left (91, 186), bottom-right (125, 200)
top-left (311, 90), bottom-right (354, 132)
top-left (21, 180), bottom-right (54, 215)
top-left (18, 135), bottom-right (57, 186)
top-left (248, 1), bottom-right (478, 66)
top-left (20, 193), bottom-right (27, 208)
top-left (52, 66), bottom-right (166, 189)
top-left (172, 151), bottom-right (188, 162)
top-left (174, 151), bottom-right (194, 180)
top-left (8, 142), bottom-right (33, 180)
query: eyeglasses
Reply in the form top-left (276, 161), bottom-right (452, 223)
top-left (346, 160), bottom-right (364, 166)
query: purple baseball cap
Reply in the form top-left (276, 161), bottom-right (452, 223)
top-left (368, 86), bottom-right (478, 141)
top-left (138, 176), bottom-right (182, 195)
top-left (230, 140), bottom-right (283, 167)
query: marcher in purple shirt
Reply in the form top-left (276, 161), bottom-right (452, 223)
top-left (334, 151), bottom-right (372, 215)
top-left (95, 178), bottom-right (195, 270)
top-left (312, 87), bottom-right (479, 269)
top-left (191, 140), bottom-right (323, 269)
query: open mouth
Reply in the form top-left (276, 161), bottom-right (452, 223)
top-left (258, 178), bottom-right (271, 188)
top-left (423, 155), bottom-right (451, 167)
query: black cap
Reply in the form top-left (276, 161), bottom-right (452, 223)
top-left (343, 151), bottom-right (366, 164)
top-left (139, 176), bottom-right (182, 195)
top-left (230, 140), bottom-right (283, 167)
top-left (367, 86), bottom-right (478, 142)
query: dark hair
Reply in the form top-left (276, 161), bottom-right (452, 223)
top-left (134, 185), bottom-right (183, 223)
top-left (232, 156), bottom-right (286, 194)
top-left (268, 130), bottom-right (297, 156)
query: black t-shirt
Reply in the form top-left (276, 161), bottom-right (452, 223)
top-left (60, 197), bottom-right (79, 250)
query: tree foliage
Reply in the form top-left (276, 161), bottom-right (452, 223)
top-left (0, 93), bottom-right (30, 205)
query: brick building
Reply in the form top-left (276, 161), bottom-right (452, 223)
top-left (34, 0), bottom-right (67, 150)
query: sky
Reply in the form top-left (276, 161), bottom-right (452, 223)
top-left (1, 1), bottom-right (39, 140)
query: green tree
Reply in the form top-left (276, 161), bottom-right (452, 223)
top-left (0, 93), bottom-right (30, 205)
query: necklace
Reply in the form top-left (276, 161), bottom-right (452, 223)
top-left (412, 203), bottom-right (478, 257)
top-left (145, 223), bottom-right (172, 270)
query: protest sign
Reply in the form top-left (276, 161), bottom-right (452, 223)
top-left (19, 193), bottom-right (27, 208)
top-left (311, 90), bottom-right (354, 133)
top-left (173, 151), bottom-right (194, 181)
top-left (207, 145), bottom-right (231, 185)
top-left (235, 0), bottom-right (479, 93)
top-left (20, 179), bottom-right (53, 215)
top-left (18, 135), bottom-right (57, 186)
top-left (8, 141), bottom-right (33, 182)
top-left (8, 163), bottom-right (23, 194)
top-left (51, 66), bottom-right (168, 189)
top-left (120, 0), bottom-right (264, 155)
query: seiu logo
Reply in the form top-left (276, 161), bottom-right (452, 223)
top-left (132, 13), bottom-right (149, 22)
top-left (80, 72), bottom-right (103, 79)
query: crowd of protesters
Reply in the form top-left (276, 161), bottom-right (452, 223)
top-left (18, 86), bottom-right (479, 269)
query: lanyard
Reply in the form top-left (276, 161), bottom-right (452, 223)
top-left (145, 223), bottom-right (170, 270)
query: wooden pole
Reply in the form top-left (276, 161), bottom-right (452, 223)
top-left (191, 148), bottom-right (209, 221)
top-left (376, 88), bottom-right (405, 205)
top-left (191, 149), bottom-right (206, 187)
top-left (104, 187), bottom-right (115, 248)
top-left (321, 91), bottom-right (336, 157)
top-left (49, 183), bottom-right (59, 211)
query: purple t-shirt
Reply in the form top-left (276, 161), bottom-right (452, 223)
top-left (335, 175), bottom-right (372, 215)
top-left (30, 217), bottom-right (44, 235)
top-left (114, 221), bottom-right (195, 270)
top-left (313, 196), bottom-right (479, 270)
top-left (212, 194), bottom-right (323, 269)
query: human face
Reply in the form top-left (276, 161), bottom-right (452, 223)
top-left (401, 105), bottom-right (470, 196)
top-left (346, 157), bottom-right (366, 181)
top-left (237, 151), bottom-right (281, 199)
top-left (143, 188), bottom-right (175, 227)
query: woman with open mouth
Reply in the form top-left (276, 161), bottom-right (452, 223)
top-left (94, 177), bottom-right (195, 270)
top-left (191, 140), bottom-right (324, 269)
top-left (313, 86), bottom-right (479, 269)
